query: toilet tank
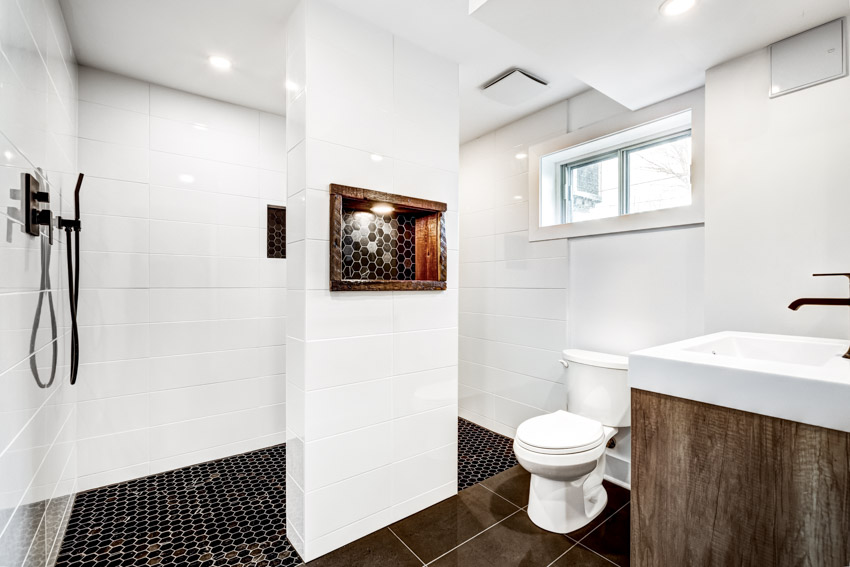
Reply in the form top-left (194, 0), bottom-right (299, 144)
top-left (563, 349), bottom-right (630, 427)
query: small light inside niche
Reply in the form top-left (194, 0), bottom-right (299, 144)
top-left (370, 154), bottom-right (384, 162)
top-left (515, 152), bottom-right (528, 159)
top-left (208, 55), bottom-right (232, 70)
top-left (371, 203), bottom-right (394, 214)
top-left (513, 195), bottom-right (523, 200)
top-left (178, 174), bottom-right (195, 184)
top-left (659, 0), bottom-right (696, 16)
top-left (3, 150), bottom-right (13, 161)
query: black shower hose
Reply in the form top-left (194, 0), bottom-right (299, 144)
top-left (29, 233), bottom-right (58, 389)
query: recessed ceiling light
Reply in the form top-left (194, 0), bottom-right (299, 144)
top-left (178, 174), bottom-right (195, 184)
top-left (208, 55), bottom-right (232, 70)
top-left (515, 152), bottom-right (528, 159)
top-left (659, 0), bottom-right (696, 16)
top-left (3, 150), bottom-right (13, 161)
top-left (370, 154), bottom-right (384, 162)
top-left (371, 203), bottom-right (394, 214)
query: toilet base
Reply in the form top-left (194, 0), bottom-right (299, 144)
top-left (526, 473), bottom-right (608, 533)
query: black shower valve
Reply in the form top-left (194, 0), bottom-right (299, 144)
top-left (32, 208), bottom-right (53, 244)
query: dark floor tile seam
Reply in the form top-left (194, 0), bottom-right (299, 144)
top-left (387, 527), bottom-right (427, 566)
top-left (576, 542), bottom-right (621, 566)
top-left (475, 481), bottom-right (523, 510)
top-left (544, 539), bottom-right (581, 567)
top-left (565, 501), bottom-right (630, 547)
top-left (422, 507), bottom-right (526, 566)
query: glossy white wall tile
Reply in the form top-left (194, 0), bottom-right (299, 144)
top-left (74, 68), bottom-right (288, 491)
top-left (459, 89), bottom-right (707, 487)
top-left (0, 0), bottom-right (78, 560)
top-left (286, 2), bottom-right (459, 560)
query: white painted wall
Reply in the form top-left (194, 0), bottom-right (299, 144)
top-left (459, 90), bottom-right (707, 487)
top-left (0, 0), bottom-right (78, 563)
top-left (74, 68), bottom-right (288, 491)
top-left (704, 19), bottom-right (850, 340)
top-left (285, 0), bottom-right (459, 560)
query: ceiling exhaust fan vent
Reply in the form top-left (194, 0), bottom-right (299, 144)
top-left (481, 68), bottom-right (549, 106)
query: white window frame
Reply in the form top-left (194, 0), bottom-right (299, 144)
top-left (529, 89), bottom-right (704, 241)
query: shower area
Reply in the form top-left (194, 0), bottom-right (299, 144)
top-left (2, 0), bottom-right (461, 564)
top-left (1, 3), bottom-right (288, 564)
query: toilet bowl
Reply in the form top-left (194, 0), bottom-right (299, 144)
top-left (514, 410), bottom-right (617, 533)
top-left (513, 349), bottom-right (629, 534)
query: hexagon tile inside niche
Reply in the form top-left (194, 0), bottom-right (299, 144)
top-left (341, 211), bottom-right (416, 281)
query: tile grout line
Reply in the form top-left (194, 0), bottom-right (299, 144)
top-left (423, 507), bottom-right (524, 565)
top-left (388, 527), bottom-right (427, 566)
top-left (477, 482), bottom-right (523, 510)
top-left (544, 539), bottom-right (579, 567)
top-left (571, 501), bottom-right (630, 547)
top-left (575, 541), bottom-right (622, 566)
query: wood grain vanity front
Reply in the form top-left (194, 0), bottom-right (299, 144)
top-left (632, 388), bottom-right (850, 567)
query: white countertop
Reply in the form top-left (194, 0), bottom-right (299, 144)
top-left (628, 331), bottom-right (850, 433)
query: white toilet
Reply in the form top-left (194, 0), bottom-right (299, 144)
top-left (513, 349), bottom-right (630, 534)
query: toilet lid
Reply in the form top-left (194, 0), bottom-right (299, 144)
top-left (516, 410), bottom-right (604, 454)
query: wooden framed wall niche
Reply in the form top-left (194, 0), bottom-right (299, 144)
top-left (329, 183), bottom-right (448, 291)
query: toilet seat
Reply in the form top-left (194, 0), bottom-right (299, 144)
top-left (515, 410), bottom-right (605, 455)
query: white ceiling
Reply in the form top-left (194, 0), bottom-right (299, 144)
top-left (472, 0), bottom-right (850, 111)
top-left (59, 0), bottom-right (850, 143)
top-left (323, 0), bottom-right (589, 142)
top-left (59, 0), bottom-right (298, 116)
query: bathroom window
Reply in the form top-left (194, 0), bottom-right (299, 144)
top-left (561, 131), bottom-right (692, 224)
top-left (531, 97), bottom-right (704, 241)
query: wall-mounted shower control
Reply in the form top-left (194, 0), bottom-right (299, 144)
top-left (22, 172), bottom-right (53, 243)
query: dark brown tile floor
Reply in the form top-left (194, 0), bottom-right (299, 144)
top-left (310, 465), bottom-right (630, 566)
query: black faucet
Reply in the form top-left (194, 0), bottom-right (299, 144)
top-left (788, 273), bottom-right (850, 359)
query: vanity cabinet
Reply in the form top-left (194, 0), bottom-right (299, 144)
top-left (631, 388), bottom-right (850, 567)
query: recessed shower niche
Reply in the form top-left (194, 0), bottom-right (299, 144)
top-left (329, 183), bottom-right (447, 291)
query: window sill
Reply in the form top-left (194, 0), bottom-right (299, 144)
top-left (530, 204), bottom-right (704, 240)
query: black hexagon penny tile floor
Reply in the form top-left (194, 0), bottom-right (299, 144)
top-left (458, 417), bottom-right (518, 490)
top-left (56, 419), bottom-right (521, 566)
top-left (56, 445), bottom-right (300, 567)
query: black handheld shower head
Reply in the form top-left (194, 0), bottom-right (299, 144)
top-left (59, 173), bottom-right (84, 385)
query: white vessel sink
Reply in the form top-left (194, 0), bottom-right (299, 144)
top-left (629, 331), bottom-right (850, 432)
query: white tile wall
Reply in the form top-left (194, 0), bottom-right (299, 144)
top-left (285, 1), bottom-right (458, 561)
top-left (74, 68), bottom-right (288, 492)
top-left (459, 90), bottom-right (706, 488)
top-left (0, 0), bottom-right (78, 563)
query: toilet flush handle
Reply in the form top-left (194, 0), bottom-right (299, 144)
top-left (558, 359), bottom-right (569, 368)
